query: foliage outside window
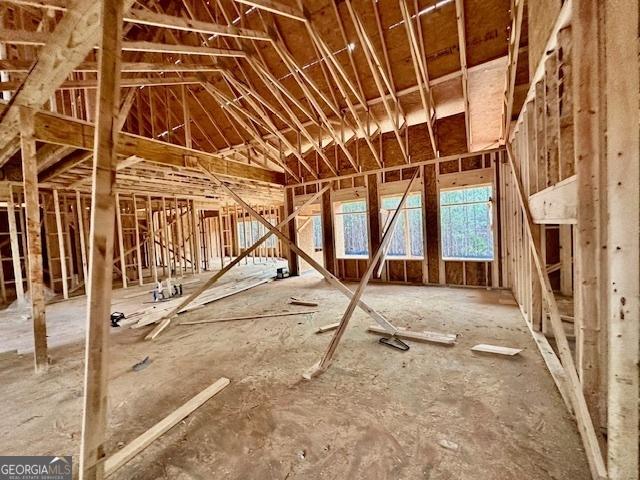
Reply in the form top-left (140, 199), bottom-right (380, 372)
top-left (439, 185), bottom-right (494, 261)
top-left (380, 193), bottom-right (423, 258)
top-left (334, 200), bottom-right (369, 258)
top-left (312, 215), bottom-right (323, 252)
top-left (237, 216), bottom-right (277, 249)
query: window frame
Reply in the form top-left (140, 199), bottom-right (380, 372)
top-left (379, 191), bottom-right (424, 260)
top-left (334, 198), bottom-right (370, 259)
top-left (439, 183), bottom-right (495, 262)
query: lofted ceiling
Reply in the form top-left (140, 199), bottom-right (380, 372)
top-left (0, 0), bottom-right (527, 202)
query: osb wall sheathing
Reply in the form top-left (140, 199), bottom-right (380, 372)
top-left (527, 0), bottom-right (562, 78)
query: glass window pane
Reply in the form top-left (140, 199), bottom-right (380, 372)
top-left (312, 215), bottom-right (323, 250)
top-left (440, 186), bottom-right (494, 260)
top-left (380, 193), bottom-right (423, 258)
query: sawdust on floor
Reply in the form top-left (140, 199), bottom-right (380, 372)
top-left (0, 267), bottom-right (590, 479)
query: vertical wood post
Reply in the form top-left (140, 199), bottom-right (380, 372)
top-left (79, 0), bottom-right (123, 476)
top-left (133, 194), bottom-right (143, 285)
top-left (605, 0), bottom-right (639, 476)
top-left (53, 189), bottom-right (69, 299)
top-left (284, 188), bottom-right (299, 276)
top-left (7, 184), bottom-right (24, 304)
top-left (19, 106), bottom-right (47, 372)
top-left (146, 196), bottom-right (158, 283)
top-left (191, 200), bottom-right (201, 273)
top-left (115, 192), bottom-right (127, 288)
top-left (320, 184), bottom-right (335, 275)
top-left (76, 191), bottom-right (88, 281)
top-left (573, 0), bottom-right (606, 436)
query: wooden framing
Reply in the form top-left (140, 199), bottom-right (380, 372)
top-left (305, 169), bottom-right (419, 378)
top-left (0, 3), bottom-right (635, 479)
top-left (79, 0), bottom-right (123, 477)
top-left (19, 106), bottom-right (47, 372)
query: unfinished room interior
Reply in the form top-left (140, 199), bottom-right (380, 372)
top-left (0, 0), bottom-right (637, 478)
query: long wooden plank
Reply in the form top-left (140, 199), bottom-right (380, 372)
top-left (180, 310), bottom-right (318, 325)
top-left (505, 144), bottom-right (606, 480)
top-left (0, 59), bottom-right (223, 73)
top-left (104, 377), bottom-right (230, 476)
top-left (528, 175), bottom-right (576, 224)
top-left (20, 107), bottom-right (284, 185)
top-left (305, 169), bottom-right (419, 379)
top-left (367, 325), bottom-right (456, 345)
top-left (79, 0), bottom-right (123, 477)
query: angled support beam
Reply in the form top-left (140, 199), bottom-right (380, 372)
top-left (201, 164), bottom-right (399, 332)
top-left (123, 8), bottom-right (270, 41)
top-left (145, 182), bottom-right (331, 339)
top-left (79, 0), bottom-right (123, 476)
top-left (501, 0), bottom-right (524, 141)
top-left (0, 0), bottom-right (136, 153)
top-left (304, 168), bottom-right (419, 379)
top-left (400, 0), bottom-right (438, 157)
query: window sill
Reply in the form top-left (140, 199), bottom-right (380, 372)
top-left (337, 255), bottom-right (369, 260)
top-left (443, 257), bottom-right (494, 262)
top-left (385, 256), bottom-right (424, 261)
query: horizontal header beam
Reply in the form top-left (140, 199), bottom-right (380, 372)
top-left (9, 106), bottom-right (285, 186)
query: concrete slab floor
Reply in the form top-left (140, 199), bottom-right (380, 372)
top-left (0, 266), bottom-right (590, 479)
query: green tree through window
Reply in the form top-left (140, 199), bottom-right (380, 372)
top-left (335, 200), bottom-right (368, 257)
top-left (440, 185), bottom-right (494, 260)
top-left (381, 193), bottom-right (423, 258)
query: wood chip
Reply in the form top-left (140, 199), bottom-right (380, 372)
top-left (471, 344), bottom-right (523, 356)
top-left (316, 322), bottom-right (340, 333)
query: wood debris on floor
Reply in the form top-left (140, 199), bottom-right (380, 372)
top-left (471, 344), bottom-right (523, 356)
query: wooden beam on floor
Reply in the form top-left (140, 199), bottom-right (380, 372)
top-left (19, 106), bottom-right (47, 372)
top-left (104, 377), bottom-right (230, 477)
top-left (304, 168), bottom-right (419, 379)
top-left (79, 0), bottom-right (123, 477)
top-left (201, 165), bottom-right (400, 334)
top-left (145, 183), bottom-right (330, 339)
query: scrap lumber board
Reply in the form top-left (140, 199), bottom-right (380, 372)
top-left (104, 377), bottom-right (230, 477)
top-left (145, 277), bottom-right (273, 339)
top-left (316, 322), bottom-right (340, 333)
top-left (177, 277), bottom-right (273, 314)
top-left (367, 326), bottom-right (457, 345)
top-left (471, 344), bottom-right (523, 356)
top-left (290, 297), bottom-right (318, 307)
top-left (179, 310), bottom-right (319, 325)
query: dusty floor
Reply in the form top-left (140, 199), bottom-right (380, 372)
top-left (0, 264), bottom-right (590, 479)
